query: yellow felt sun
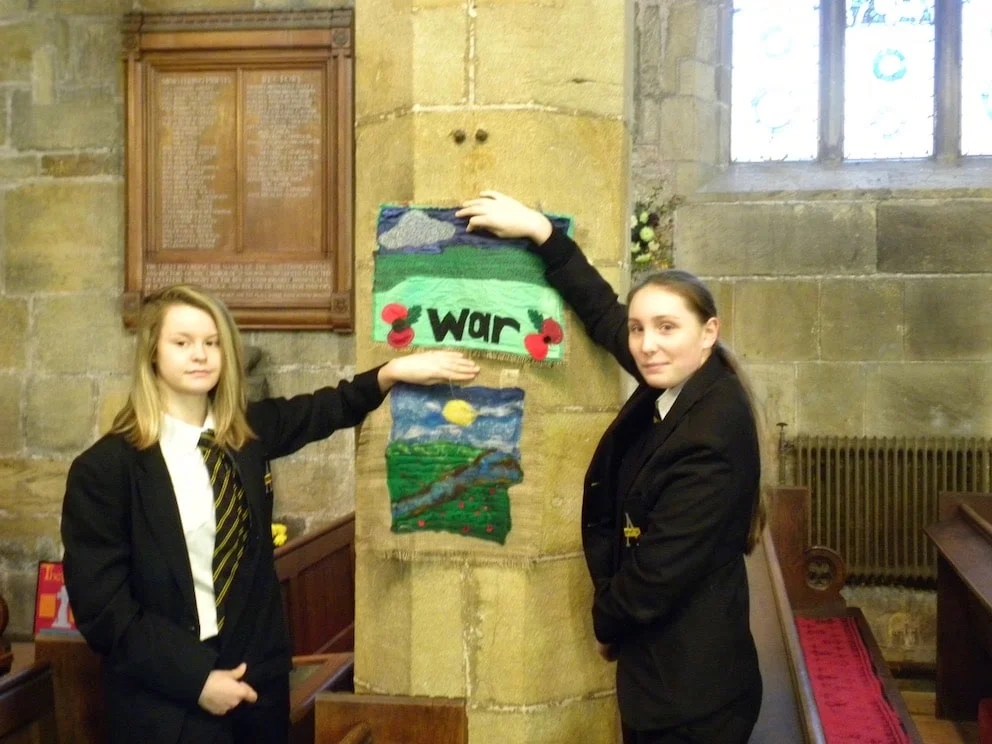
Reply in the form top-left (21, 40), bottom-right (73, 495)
top-left (442, 399), bottom-right (478, 427)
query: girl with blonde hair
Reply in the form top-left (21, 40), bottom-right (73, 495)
top-left (62, 285), bottom-right (478, 744)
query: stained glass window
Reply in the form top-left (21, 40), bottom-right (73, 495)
top-left (961, 0), bottom-right (992, 156)
top-left (731, 1), bottom-right (821, 162)
top-left (844, 0), bottom-right (935, 159)
top-left (731, 0), bottom-right (983, 163)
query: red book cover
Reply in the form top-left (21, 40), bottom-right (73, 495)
top-left (34, 561), bottom-right (78, 636)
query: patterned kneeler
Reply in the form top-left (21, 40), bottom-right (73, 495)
top-left (795, 616), bottom-right (911, 744)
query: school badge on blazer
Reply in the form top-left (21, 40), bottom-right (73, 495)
top-left (623, 513), bottom-right (641, 546)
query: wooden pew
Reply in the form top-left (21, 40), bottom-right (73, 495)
top-left (0, 662), bottom-right (57, 744)
top-left (275, 512), bottom-right (357, 656)
top-left (924, 491), bottom-right (992, 722)
top-left (748, 487), bottom-right (922, 743)
top-left (747, 526), bottom-right (825, 743)
top-left (275, 513), bottom-right (359, 743)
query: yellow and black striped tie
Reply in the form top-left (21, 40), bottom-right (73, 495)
top-left (198, 430), bottom-right (249, 633)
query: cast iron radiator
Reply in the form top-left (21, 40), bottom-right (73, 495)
top-left (780, 435), bottom-right (992, 584)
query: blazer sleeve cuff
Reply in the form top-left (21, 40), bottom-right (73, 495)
top-left (592, 600), bottom-right (623, 645)
top-left (353, 365), bottom-right (389, 410)
top-left (181, 650), bottom-right (220, 706)
top-left (530, 227), bottom-right (575, 271)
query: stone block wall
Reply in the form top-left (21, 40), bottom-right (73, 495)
top-left (0, 0), bottom-right (357, 639)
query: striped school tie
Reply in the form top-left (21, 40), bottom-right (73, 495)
top-left (197, 429), bottom-right (250, 632)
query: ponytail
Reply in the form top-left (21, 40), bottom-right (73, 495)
top-left (714, 342), bottom-right (767, 554)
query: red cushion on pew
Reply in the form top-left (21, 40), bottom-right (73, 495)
top-left (795, 616), bottom-right (911, 744)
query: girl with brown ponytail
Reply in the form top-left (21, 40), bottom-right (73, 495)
top-left (458, 192), bottom-right (764, 744)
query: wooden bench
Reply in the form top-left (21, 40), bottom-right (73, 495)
top-left (924, 491), bottom-right (992, 722)
top-left (748, 486), bottom-right (922, 743)
top-left (0, 662), bottom-right (57, 744)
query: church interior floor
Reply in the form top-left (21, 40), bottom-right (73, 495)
top-left (4, 642), bottom-right (982, 743)
top-left (901, 687), bottom-right (980, 744)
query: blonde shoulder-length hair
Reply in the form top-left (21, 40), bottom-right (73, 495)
top-left (110, 285), bottom-right (256, 451)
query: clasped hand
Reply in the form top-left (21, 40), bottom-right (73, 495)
top-left (198, 662), bottom-right (258, 716)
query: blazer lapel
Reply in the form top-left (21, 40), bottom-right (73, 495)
top-left (585, 383), bottom-right (657, 494)
top-left (624, 352), bottom-right (730, 487)
top-left (134, 445), bottom-right (198, 615)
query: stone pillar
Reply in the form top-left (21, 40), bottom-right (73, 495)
top-left (353, 1), bottom-right (631, 740)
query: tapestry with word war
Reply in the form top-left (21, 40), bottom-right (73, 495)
top-left (373, 205), bottom-right (573, 361)
top-left (386, 383), bottom-right (524, 544)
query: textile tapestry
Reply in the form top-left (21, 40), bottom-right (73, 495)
top-left (373, 205), bottom-right (572, 362)
top-left (386, 383), bottom-right (525, 544)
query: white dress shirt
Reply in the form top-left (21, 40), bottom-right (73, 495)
top-left (159, 412), bottom-right (220, 640)
top-left (656, 382), bottom-right (684, 421)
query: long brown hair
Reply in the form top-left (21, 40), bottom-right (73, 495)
top-left (628, 270), bottom-right (767, 552)
top-left (110, 285), bottom-right (256, 451)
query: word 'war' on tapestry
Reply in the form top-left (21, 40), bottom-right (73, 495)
top-left (372, 205), bottom-right (572, 362)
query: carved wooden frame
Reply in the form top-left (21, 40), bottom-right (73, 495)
top-left (122, 10), bottom-right (354, 330)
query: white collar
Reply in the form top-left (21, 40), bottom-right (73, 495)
top-left (161, 410), bottom-right (216, 451)
top-left (655, 382), bottom-right (685, 421)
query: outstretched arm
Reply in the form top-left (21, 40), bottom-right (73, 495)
top-left (377, 350), bottom-right (480, 393)
top-left (253, 351), bottom-right (480, 459)
top-left (457, 192), bottom-right (638, 378)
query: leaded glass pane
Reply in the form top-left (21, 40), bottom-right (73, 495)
top-left (844, 0), bottom-right (935, 159)
top-left (962, 0), bottom-right (992, 156)
top-left (731, 1), bottom-right (820, 162)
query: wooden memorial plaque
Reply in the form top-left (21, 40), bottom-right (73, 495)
top-left (123, 11), bottom-right (354, 329)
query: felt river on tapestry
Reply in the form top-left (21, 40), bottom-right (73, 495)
top-left (386, 383), bottom-right (525, 544)
top-left (373, 205), bottom-right (572, 362)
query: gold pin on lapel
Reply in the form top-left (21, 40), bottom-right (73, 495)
top-left (623, 513), bottom-right (641, 546)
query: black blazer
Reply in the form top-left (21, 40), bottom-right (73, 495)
top-left (61, 369), bottom-right (386, 744)
top-left (537, 230), bottom-right (762, 731)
